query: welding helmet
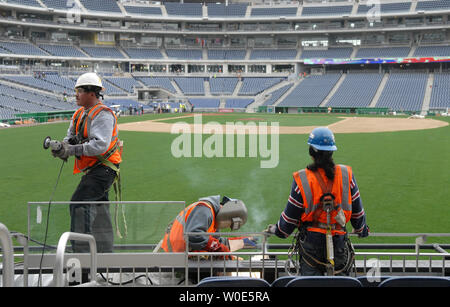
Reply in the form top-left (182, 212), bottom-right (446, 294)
top-left (216, 197), bottom-right (248, 231)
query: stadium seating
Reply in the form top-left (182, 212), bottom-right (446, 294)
top-left (414, 45), bottom-right (450, 57)
top-left (164, 2), bottom-right (203, 17)
top-left (250, 7), bottom-right (297, 17)
top-left (41, 0), bottom-right (72, 10)
top-left (356, 276), bottom-right (392, 287)
top-left (250, 49), bottom-right (297, 60)
top-left (239, 77), bottom-right (285, 96)
top-left (4, 0), bottom-right (41, 7)
top-left (135, 77), bottom-right (176, 94)
top-left (270, 276), bottom-right (296, 287)
top-left (278, 74), bottom-right (342, 107)
top-left (0, 41), bottom-right (48, 56)
top-left (429, 73), bottom-right (450, 109)
top-left (376, 73), bottom-right (428, 111)
top-left (327, 73), bottom-right (383, 108)
top-left (105, 77), bottom-right (142, 94)
top-left (38, 44), bottom-right (87, 58)
top-left (209, 77), bottom-right (238, 95)
top-left (262, 84), bottom-right (294, 106)
top-left (302, 5), bottom-right (353, 16)
top-left (174, 77), bottom-right (205, 95)
top-left (188, 98), bottom-right (220, 109)
top-left (81, 46), bottom-right (125, 59)
top-left (286, 276), bottom-right (363, 287)
top-left (197, 276), bottom-right (270, 287)
top-left (357, 2), bottom-right (411, 14)
top-left (79, 0), bottom-right (121, 13)
top-left (166, 49), bottom-right (203, 60)
top-left (123, 6), bottom-right (162, 16)
top-left (416, 0), bottom-right (450, 11)
top-left (355, 47), bottom-right (411, 58)
top-left (301, 48), bottom-right (353, 59)
top-left (378, 276), bottom-right (450, 287)
top-left (207, 3), bottom-right (248, 18)
top-left (207, 49), bottom-right (246, 60)
top-left (123, 48), bottom-right (163, 59)
top-left (225, 98), bottom-right (254, 109)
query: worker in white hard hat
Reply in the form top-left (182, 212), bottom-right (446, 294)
top-left (50, 72), bottom-right (123, 266)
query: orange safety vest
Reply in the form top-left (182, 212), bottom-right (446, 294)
top-left (293, 165), bottom-right (353, 236)
top-left (71, 102), bottom-right (122, 174)
top-left (162, 201), bottom-right (216, 252)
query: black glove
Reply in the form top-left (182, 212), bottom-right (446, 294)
top-left (358, 225), bottom-right (370, 238)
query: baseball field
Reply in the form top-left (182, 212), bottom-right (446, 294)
top-left (0, 112), bottom-right (448, 248)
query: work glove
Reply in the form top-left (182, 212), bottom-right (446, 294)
top-left (52, 142), bottom-right (83, 161)
top-left (204, 236), bottom-right (234, 260)
top-left (228, 236), bottom-right (259, 249)
top-left (263, 224), bottom-right (277, 236)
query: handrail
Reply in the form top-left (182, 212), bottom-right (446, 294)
top-left (0, 223), bottom-right (14, 287)
top-left (53, 232), bottom-right (97, 287)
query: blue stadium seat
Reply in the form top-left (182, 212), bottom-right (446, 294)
top-left (286, 276), bottom-right (363, 287)
top-left (357, 276), bottom-right (392, 287)
top-left (378, 276), bottom-right (450, 287)
top-left (270, 276), bottom-right (296, 287)
top-left (197, 276), bottom-right (271, 287)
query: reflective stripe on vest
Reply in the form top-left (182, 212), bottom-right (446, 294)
top-left (73, 103), bottom-right (121, 174)
top-left (294, 165), bottom-right (352, 235)
top-left (162, 201), bottom-right (216, 253)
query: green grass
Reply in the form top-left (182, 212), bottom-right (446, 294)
top-left (0, 114), bottom-right (448, 247)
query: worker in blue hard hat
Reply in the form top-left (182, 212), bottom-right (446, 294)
top-left (265, 127), bottom-right (369, 276)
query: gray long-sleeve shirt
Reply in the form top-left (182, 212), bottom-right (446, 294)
top-left (64, 107), bottom-right (116, 156)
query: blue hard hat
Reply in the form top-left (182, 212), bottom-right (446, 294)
top-left (307, 127), bottom-right (337, 151)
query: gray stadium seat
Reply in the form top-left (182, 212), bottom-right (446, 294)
top-left (378, 276), bottom-right (450, 287)
top-left (197, 276), bottom-right (271, 287)
top-left (286, 276), bottom-right (363, 287)
top-left (270, 276), bottom-right (296, 287)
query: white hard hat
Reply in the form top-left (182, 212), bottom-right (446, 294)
top-left (75, 72), bottom-right (105, 91)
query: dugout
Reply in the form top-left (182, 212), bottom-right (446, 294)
top-left (14, 110), bottom-right (75, 124)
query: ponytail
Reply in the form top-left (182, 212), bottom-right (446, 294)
top-left (307, 146), bottom-right (335, 180)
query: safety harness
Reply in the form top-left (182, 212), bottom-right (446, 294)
top-left (71, 105), bottom-right (127, 239)
top-left (287, 169), bottom-right (355, 276)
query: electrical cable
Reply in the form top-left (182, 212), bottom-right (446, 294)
top-left (37, 159), bottom-right (65, 287)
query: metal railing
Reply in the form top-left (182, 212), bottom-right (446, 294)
top-left (0, 223), bottom-right (14, 287)
top-left (2, 200), bottom-right (449, 286)
top-left (53, 232), bottom-right (97, 287)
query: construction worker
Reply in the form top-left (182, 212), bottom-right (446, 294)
top-left (265, 127), bottom-right (369, 276)
top-left (161, 195), bottom-right (257, 257)
top-left (51, 72), bottom-right (122, 254)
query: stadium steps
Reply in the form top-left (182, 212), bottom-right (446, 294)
top-left (351, 2), bottom-right (359, 15)
top-left (117, 46), bottom-right (130, 59)
top-left (204, 79), bottom-right (211, 96)
top-left (202, 48), bottom-right (208, 60)
top-left (116, 1), bottom-right (129, 15)
top-left (411, 0), bottom-right (418, 12)
top-left (421, 72), bottom-right (434, 115)
top-left (245, 5), bottom-right (251, 18)
top-left (369, 72), bottom-right (390, 107)
top-left (219, 98), bottom-right (226, 109)
top-left (245, 81), bottom-right (293, 112)
top-left (170, 79), bottom-right (184, 95)
top-left (297, 6), bottom-right (303, 15)
top-left (245, 49), bottom-right (251, 60)
top-left (273, 78), bottom-right (306, 107)
top-left (320, 73), bottom-right (347, 107)
top-left (233, 80), bottom-right (243, 96)
top-left (160, 48), bottom-right (169, 59)
top-left (35, 0), bottom-right (46, 9)
top-left (351, 47), bottom-right (359, 58)
top-left (202, 4), bottom-right (208, 18)
top-left (408, 46), bottom-right (417, 57)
